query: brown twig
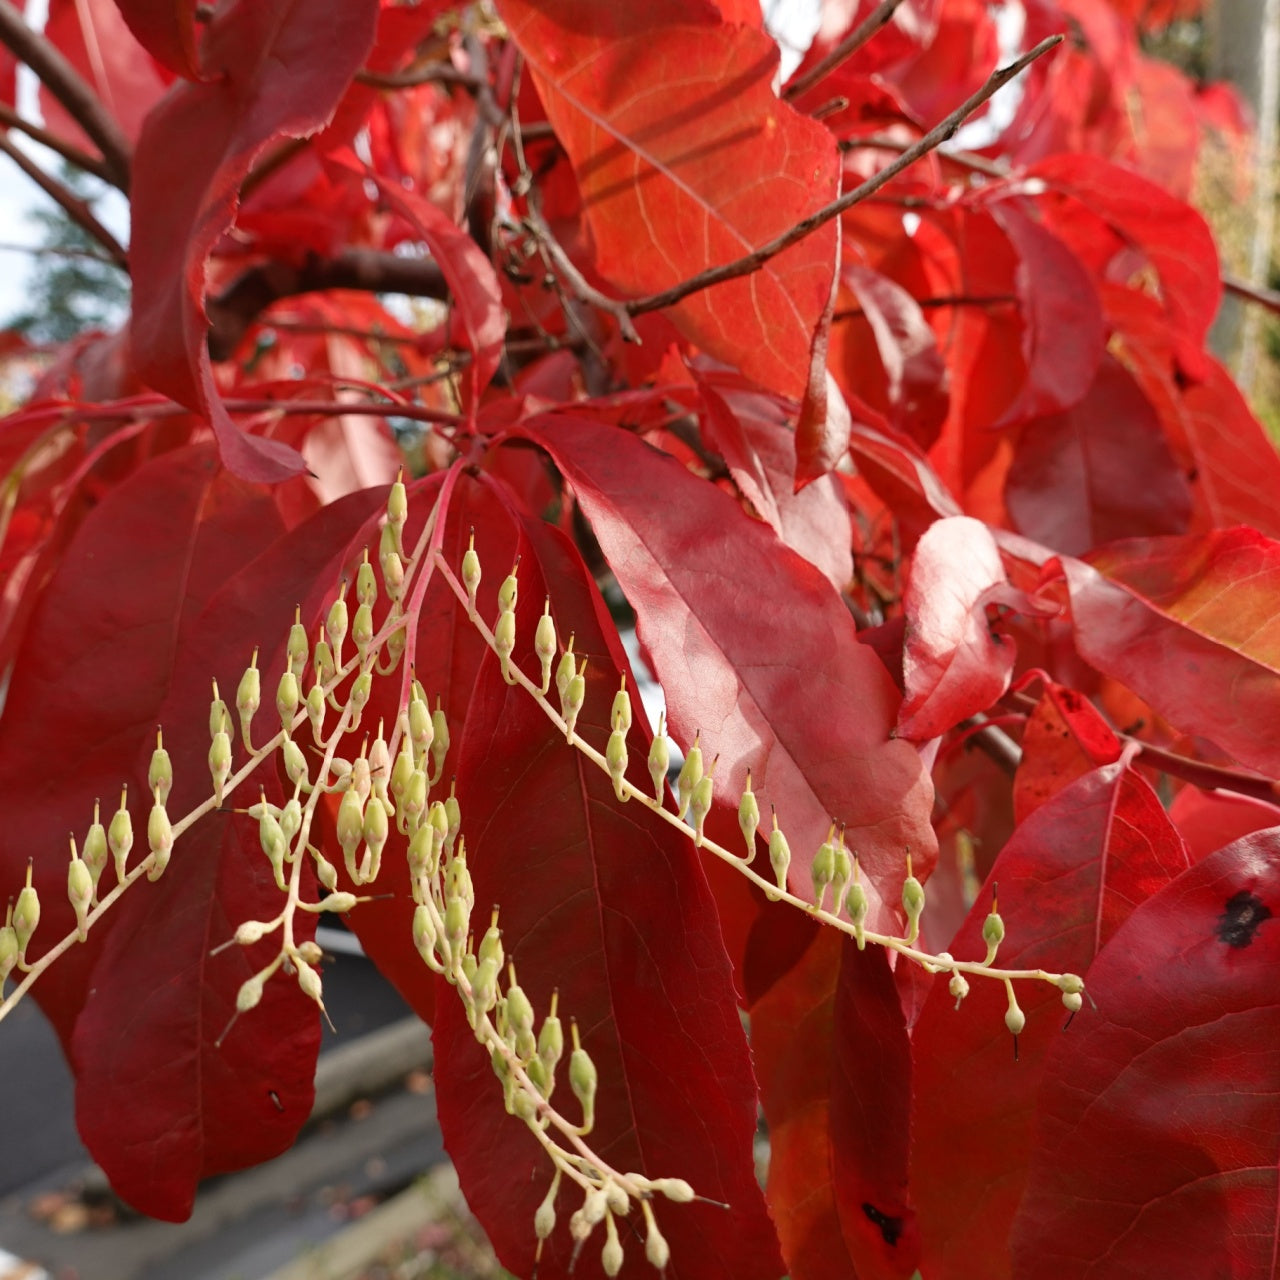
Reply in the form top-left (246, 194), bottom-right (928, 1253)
top-left (207, 249), bottom-right (448, 360)
top-left (783, 0), bottom-right (908, 102)
top-left (1223, 273), bottom-right (1280, 317)
top-left (0, 103), bottom-right (114, 183)
top-left (841, 130), bottom-right (1010, 178)
top-left (0, 134), bottom-right (127, 268)
top-left (0, 0), bottom-right (131, 190)
top-left (623, 35), bottom-right (1062, 321)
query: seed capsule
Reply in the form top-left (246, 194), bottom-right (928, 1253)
top-left (1062, 989), bottom-right (1083, 1014)
top-left (306, 684), bottom-right (326, 743)
top-left (534, 1173), bottom-right (560, 1240)
top-left (387, 474), bottom-right (408, 531)
top-left (494, 608), bottom-right (517, 682)
top-left (312, 632), bottom-right (336, 685)
top-left (902, 854), bottom-right (925, 945)
top-left (1005, 990), bottom-right (1026, 1037)
top-left (209, 680), bottom-right (231, 739)
top-left (236, 970), bottom-right (268, 1013)
top-left (148, 730), bottom-right (173, 806)
top-left (430, 703), bottom-right (450, 780)
top-left (282, 738), bottom-right (310, 791)
top-left (325, 591), bottom-right (349, 661)
top-left (356, 553), bottom-right (378, 608)
top-left (812, 826), bottom-right (837, 910)
top-left (562, 661), bottom-right (586, 740)
top-left (535, 603), bottom-right (556, 692)
top-left (949, 970), bottom-right (970, 1008)
top-left (409, 694), bottom-right (434, 759)
top-left (690, 773), bottom-right (714, 846)
top-left (569, 1024), bottom-right (597, 1130)
top-left (236, 652), bottom-right (261, 750)
top-left (498, 562), bottom-right (519, 613)
top-left (147, 790), bottom-right (173, 881)
top-left (610, 677), bottom-right (632, 734)
top-left (0, 916), bottom-right (19, 987)
top-left (208, 731), bottom-right (232, 806)
top-left (606, 724), bottom-right (629, 801)
top-left (412, 904), bottom-right (437, 962)
top-left (67, 839), bottom-right (93, 942)
top-left (555, 637), bottom-right (576, 702)
top-left (845, 875), bottom-right (869, 948)
top-left (462, 536), bottom-right (482, 610)
top-left (982, 906), bottom-right (1005, 964)
top-left (601, 1212), bottom-right (623, 1276)
top-left (82, 801), bottom-right (108, 900)
top-left (768, 810), bottom-right (791, 898)
top-left (675, 734), bottom-right (703, 820)
top-left (738, 772), bottom-right (759, 860)
top-left (644, 1211), bottom-right (671, 1270)
top-left (287, 610), bottom-right (309, 680)
top-left (276, 670), bottom-right (300, 734)
top-left (108, 788), bottom-right (133, 882)
top-left (648, 714), bottom-right (670, 804)
top-left (380, 550), bottom-right (404, 600)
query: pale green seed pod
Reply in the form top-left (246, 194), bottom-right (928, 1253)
top-left (949, 970), bottom-right (970, 1008)
top-left (831, 835), bottom-right (853, 909)
top-left (555, 639), bottom-right (576, 702)
top-left (462, 950), bottom-right (479, 988)
top-left (236, 970), bottom-right (267, 1013)
top-left (296, 959), bottom-right (324, 1005)
top-left (287, 613), bottom-right (309, 680)
top-left (409, 695), bottom-right (433, 759)
top-left (430, 704), bottom-right (450, 779)
top-left (610, 678), bottom-right (632, 734)
top-left (356, 555), bottom-right (378, 608)
top-left (569, 1039), bottom-right (597, 1129)
top-left (387, 475), bottom-right (408, 531)
top-left (306, 683), bottom-right (326, 744)
top-left (316, 891), bottom-right (358, 913)
top-left (403, 768), bottom-right (428, 829)
top-left (234, 918), bottom-right (273, 946)
top-left (525, 1052), bottom-right (551, 1097)
top-left (498, 564), bottom-right (519, 613)
top-left (362, 795), bottom-right (389, 865)
top-left (562, 662), bottom-right (586, 740)
top-left (313, 633), bottom-right (336, 685)
top-left (380, 550), bottom-right (405, 601)
top-left (768, 812), bottom-right (791, 897)
top-left (352, 603), bottom-right (375, 659)
top-left (336, 788), bottom-right (364, 862)
top-left (653, 1178), bottom-right (695, 1203)
top-left (236, 654), bottom-right (261, 750)
top-left (67, 841), bottom-right (93, 941)
top-left (738, 772), bottom-right (759, 860)
top-left (108, 789), bottom-right (133, 883)
top-left (606, 725), bottom-right (629, 801)
top-left (82, 801), bottom-right (108, 899)
top-left (348, 671), bottom-right (373, 720)
top-left (389, 740), bottom-right (414, 807)
top-left (1005, 994), bottom-right (1026, 1037)
top-left (1058, 972), bottom-right (1084, 995)
top-left (506, 981), bottom-right (535, 1035)
top-left (472, 955), bottom-right (499, 1012)
top-left (444, 788), bottom-right (461, 850)
top-left (534, 1174), bottom-right (560, 1240)
top-left (147, 791), bottom-right (173, 881)
top-left (601, 1212), bottom-right (623, 1276)
top-left (494, 608), bottom-right (517, 682)
top-left (296, 940), bottom-right (324, 966)
top-left (325, 593), bottom-right (349, 661)
top-left (583, 1188), bottom-right (608, 1227)
top-left (689, 773), bottom-right (714, 846)
top-left (282, 738), bottom-right (309, 791)
top-left (645, 1215), bottom-right (671, 1270)
top-left (676, 735), bottom-right (703, 820)
top-left (539, 998), bottom-right (564, 1073)
top-left (445, 842), bottom-right (473, 910)
top-left (407, 825), bottom-right (432, 880)
top-left (605, 1180), bottom-right (629, 1217)
top-left (444, 895), bottom-right (469, 948)
top-left (648, 715), bottom-right (670, 804)
top-left (209, 681), bottom-right (231, 739)
top-left (258, 806), bottom-right (287, 891)
top-left (982, 908), bottom-right (1005, 963)
top-left (412, 903), bottom-right (436, 961)
top-left (462, 540), bottom-right (482, 609)
top-left (845, 878), bottom-right (869, 948)
top-left (478, 915), bottom-right (503, 970)
top-left (276, 670), bottom-right (300, 734)
top-left (383, 624), bottom-right (406, 672)
top-left (209, 730), bottom-right (232, 806)
top-left (902, 861), bottom-right (925, 944)
top-left (1062, 989), bottom-right (1083, 1014)
top-left (148, 731), bottom-right (173, 807)
top-left (313, 848), bottom-right (339, 893)
top-left (812, 831), bottom-right (836, 910)
top-left (535, 603), bottom-right (556, 692)
top-left (279, 797), bottom-right (302, 845)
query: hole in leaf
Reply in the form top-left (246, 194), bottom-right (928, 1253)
top-left (1216, 890), bottom-right (1272, 949)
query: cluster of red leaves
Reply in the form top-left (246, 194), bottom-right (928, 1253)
top-left (2, 1), bottom-right (1279, 1277)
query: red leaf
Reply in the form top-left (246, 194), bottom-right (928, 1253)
top-left (982, 199), bottom-right (1105, 429)
top-left (1011, 831), bottom-right (1280, 1278)
top-left (1056, 528), bottom-right (1280, 776)
top-left (1168, 787), bottom-right (1280, 861)
top-left (515, 415), bottom-right (936, 930)
top-left (693, 366), bottom-right (853, 592)
top-left (433, 484), bottom-right (781, 1280)
top-left (1004, 354), bottom-right (1192, 556)
top-left (112, 0), bottom-right (201, 80)
top-left (497, 0), bottom-right (839, 407)
top-left (1029, 153), bottom-right (1220, 355)
top-left (898, 515), bottom-right (1016, 741)
top-left (41, 0), bottom-right (171, 148)
top-left (911, 758), bottom-right (1190, 1280)
top-left (128, 0), bottom-right (378, 481)
top-left (0, 447), bottom-right (381, 1217)
top-left (1012, 681), bottom-right (1121, 822)
top-left (838, 265), bottom-right (950, 449)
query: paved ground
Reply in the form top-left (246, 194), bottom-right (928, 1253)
top-left (0, 940), bottom-right (443, 1280)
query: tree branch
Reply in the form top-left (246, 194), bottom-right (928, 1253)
top-left (0, 0), bottom-right (132, 191)
top-left (783, 0), bottom-right (908, 102)
top-left (1224, 273), bottom-right (1280, 317)
top-left (206, 249), bottom-right (448, 360)
top-left (623, 35), bottom-right (1062, 321)
top-left (0, 134), bottom-right (127, 268)
top-left (0, 102), bottom-right (114, 182)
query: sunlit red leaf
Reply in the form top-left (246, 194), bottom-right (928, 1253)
top-left (1168, 787), bottom-right (1280, 861)
top-left (112, 0), bottom-right (201, 80)
top-left (515, 414), bottom-right (936, 931)
top-left (911, 758), bottom-right (1190, 1279)
top-left (1011, 831), bottom-right (1280, 1278)
top-left (129, 0), bottom-right (378, 481)
top-left (497, 0), bottom-right (839, 408)
top-left (433, 479), bottom-right (781, 1280)
top-left (1055, 528), bottom-right (1280, 776)
top-left (898, 515), bottom-right (1015, 740)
